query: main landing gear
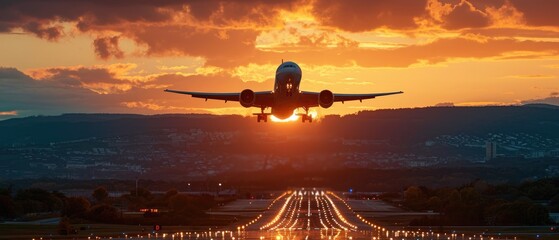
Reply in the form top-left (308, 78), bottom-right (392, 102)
top-left (301, 114), bottom-right (313, 123)
top-left (256, 114), bottom-right (268, 123)
top-left (299, 107), bottom-right (313, 123)
top-left (255, 107), bottom-right (270, 123)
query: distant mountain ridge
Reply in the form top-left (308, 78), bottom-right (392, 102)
top-left (522, 103), bottom-right (559, 109)
top-left (1, 106), bottom-right (559, 146)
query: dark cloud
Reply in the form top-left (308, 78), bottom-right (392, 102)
top-left (521, 96), bottom-right (559, 106)
top-left (0, 0), bottom-right (300, 65)
top-left (0, 67), bottom-right (101, 116)
top-left (35, 67), bottom-right (125, 85)
top-left (0, 0), bottom-right (185, 36)
top-left (0, 65), bottom-right (277, 118)
top-left (93, 36), bottom-right (124, 59)
top-left (442, 1), bottom-right (489, 29)
top-left (521, 92), bottom-right (559, 106)
top-left (312, 0), bottom-right (428, 32)
top-left (468, 0), bottom-right (559, 27)
top-left (186, 0), bottom-right (298, 26)
top-left (128, 26), bottom-right (260, 67)
top-left (1, 0), bottom-right (559, 70)
top-left (508, 0), bottom-right (559, 27)
top-left (22, 21), bottom-right (63, 40)
top-left (0, 0), bottom-right (298, 36)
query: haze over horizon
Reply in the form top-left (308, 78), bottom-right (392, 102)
top-left (1, 0), bottom-right (559, 120)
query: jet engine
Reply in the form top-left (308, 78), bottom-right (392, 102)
top-left (240, 89), bottom-right (255, 108)
top-left (318, 90), bottom-right (334, 108)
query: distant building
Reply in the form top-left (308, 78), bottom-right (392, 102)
top-left (486, 141), bottom-right (497, 161)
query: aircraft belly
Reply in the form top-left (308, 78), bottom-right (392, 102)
top-left (271, 93), bottom-right (300, 119)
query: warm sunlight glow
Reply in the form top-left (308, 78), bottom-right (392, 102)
top-left (309, 109), bottom-right (318, 120)
top-left (270, 109), bottom-right (320, 123)
top-left (270, 112), bottom-right (300, 123)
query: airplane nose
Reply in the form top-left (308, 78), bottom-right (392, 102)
top-left (287, 70), bottom-right (298, 79)
top-left (287, 72), bottom-right (294, 80)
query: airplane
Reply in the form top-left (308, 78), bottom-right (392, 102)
top-left (164, 61), bottom-right (403, 123)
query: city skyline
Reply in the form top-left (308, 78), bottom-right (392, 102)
top-left (1, 0), bottom-right (559, 120)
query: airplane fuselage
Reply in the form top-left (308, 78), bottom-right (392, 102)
top-left (272, 61), bottom-right (303, 119)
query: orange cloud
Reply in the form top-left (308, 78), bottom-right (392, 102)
top-left (121, 101), bottom-right (193, 111)
top-left (503, 74), bottom-right (556, 79)
top-left (485, 1), bottom-right (524, 27)
top-left (26, 65), bottom-right (135, 94)
top-left (0, 110), bottom-right (18, 116)
top-left (240, 37), bottom-right (559, 68)
top-left (126, 26), bottom-right (260, 68)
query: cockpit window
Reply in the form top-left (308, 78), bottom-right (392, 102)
top-left (282, 64), bottom-right (295, 69)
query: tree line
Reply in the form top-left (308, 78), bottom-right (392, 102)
top-left (399, 178), bottom-right (559, 226)
top-left (0, 185), bottom-right (235, 234)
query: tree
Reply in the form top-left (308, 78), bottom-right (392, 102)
top-left (62, 197), bottom-right (90, 218)
top-left (130, 187), bottom-right (151, 199)
top-left (527, 204), bottom-right (550, 225)
top-left (521, 180), bottom-right (558, 200)
top-left (427, 196), bottom-right (442, 211)
top-left (548, 194), bottom-right (559, 211)
top-left (404, 186), bottom-right (427, 210)
top-left (92, 187), bottom-right (109, 203)
top-left (165, 189), bottom-right (178, 198)
top-left (0, 195), bottom-right (17, 218)
top-left (15, 188), bottom-right (63, 213)
top-left (88, 204), bottom-right (118, 222)
top-left (58, 217), bottom-right (71, 235)
top-left (169, 195), bottom-right (205, 217)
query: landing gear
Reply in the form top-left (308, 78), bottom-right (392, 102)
top-left (255, 107), bottom-right (269, 123)
top-left (300, 107), bottom-right (313, 123)
top-left (301, 114), bottom-right (313, 123)
top-left (257, 114), bottom-right (268, 123)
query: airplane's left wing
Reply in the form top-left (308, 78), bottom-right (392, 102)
top-left (164, 89), bottom-right (274, 107)
top-left (330, 91), bottom-right (404, 102)
top-left (299, 91), bottom-right (403, 107)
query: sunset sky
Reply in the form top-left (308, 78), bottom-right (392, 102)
top-left (1, 0), bottom-right (559, 120)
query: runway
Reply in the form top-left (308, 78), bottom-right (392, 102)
top-left (80, 189), bottom-right (556, 240)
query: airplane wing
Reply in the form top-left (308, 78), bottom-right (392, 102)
top-left (164, 89), bottom-right (274, 107)
top-left (299, 91), bottom-right (403, 107)
top-left (330, 91), bottom-right (404, 102)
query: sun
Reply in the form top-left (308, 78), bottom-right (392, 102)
top-left (270, 112), bottom-right (300, 122)
top-left (270, 109), bottom-right (319, 123)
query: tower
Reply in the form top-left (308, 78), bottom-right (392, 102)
top-left (485, 141), bottom-right (497, 161)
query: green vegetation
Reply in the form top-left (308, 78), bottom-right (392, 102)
top-left (0, 185), bottom-right (237, 231)
top-left (400, 178), bottom-right (559, 226)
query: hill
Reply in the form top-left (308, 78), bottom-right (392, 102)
top-left (2, 106), bottom-right (559, 146)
